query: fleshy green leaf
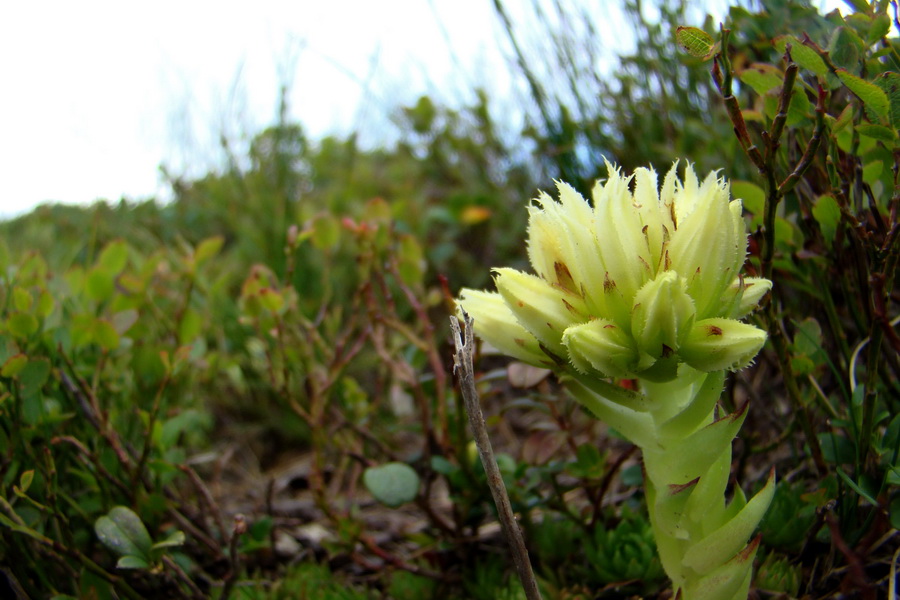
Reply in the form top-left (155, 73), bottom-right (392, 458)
top-left (363, 462), bottom-right (420, 508)
top-left (683, 470), bottom-right (775, 575)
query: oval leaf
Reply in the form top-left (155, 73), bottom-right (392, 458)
top-left (95, 506), bottom-right (153, 560)
top-left (856, 123), bottom-right (896, 142)
top-left (363, 462), bottom-right (420, 508)
top-left (813, 195), bottom-right (841, 243)
top-left (873, 72), bottom-right (900, 128)
top-left (194, 236), bottom-right (224, 268)
top-left (116, 555), bottom-right (150, 570)
top-left (837, 69), bottom-right (890, 118)
top-left (1, 354), bottom-right (28, 378)
top-left (676, 26), bottom-right (715, 59)
top-left (773, 36), bottom-right (827, 77)
top-left (97, 240), bottom-right (129, 274)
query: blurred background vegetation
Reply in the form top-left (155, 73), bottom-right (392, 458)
top-left (1, 0), bottom-right (899, 598)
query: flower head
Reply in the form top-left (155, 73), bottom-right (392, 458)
top-left (458, 161), bottom-right (770, 381)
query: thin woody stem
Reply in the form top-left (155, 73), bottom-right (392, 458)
top-left (450, 313), bottom-right (543, 600)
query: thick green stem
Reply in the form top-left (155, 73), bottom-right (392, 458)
top-left (572, 371), bottom-right (774, 600)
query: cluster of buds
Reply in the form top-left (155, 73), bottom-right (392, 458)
top-left (459, 161), bottom-right (770, 382)
top-left (458, 161), bottom-right (775, 600)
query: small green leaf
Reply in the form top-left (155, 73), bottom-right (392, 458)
top-left (311, 214), bottom-right (341, 251)
top-left (363, 462), bottom-right (420, 508)
top-left (863, 159), bottom-right (884, 184)
top-left (151, 529), bottom-right (185, 550)
top-left (773, 36), bottom-right (828, 77)
top-left (856, 124), bottom-right (896, 142)
top-left (194, 236), bottom-right (224, 268)
top-left (738, 64), bottom-right (784, 95)
top-left (831, 105), bottom-right (854, 135)
top-left (86, 268), bottom-right (115, 302)
top-left (675, 26), bottom-right (716, 59)
top-left (873, 72), bottom-right (900, 128)
top-left (94, 319), bottom-right (120, 351)
top-left (37, 291), bottom-right (54, 318)
top-left (95, 506), bottom-right (153, 560)
top-left (1, 354), bottom-right (28, 377)
top-left (112, 309), bottom-right (139, 335)
top-left (116, 555), bottom-right (150, 570)
top-left (20, 358), bottom-right (50, 398)
top-left (13, 287), bottom-right (32, 312)
top-left (837, 69), bottom-right (890, 118)
top-left (7, 312), bottom-right (39, 338)
top-left (843, 0), bottom-right (871, 12)
top-left (829, 27), bottom-right (865, 71)
top-left (732, 181), bottom-right (765, 215)
top-left (178, 308), bottom-right (203, 342)
top-left (813, 195), bottom-right (841, 243)
top-left (19, 470), bottom-right (34, 494)
top-left (97, 240), bottom-right (129, 274)
top-left (868, 14), bottom-right (891, 45)
top-left (793, 318), bottom-right (823, 357)
top-left (397, 234), bottom-right (426, 287)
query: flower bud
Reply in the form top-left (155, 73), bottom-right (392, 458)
top-left (668, 170), bottom-right (744, 319)
top-left (563, 318), bottom-right (641, 379)
top-left (592, 162), bottom-right (654, 321)
top-left (494, 267), bottom-right (588, 357)
top-left (631, 272), bottom-right (696, 359)
top-left (733, 277), bottom-right (772, 318)
top-left (457, 289), bottom-right (549, 367)
top-left (680, 318), bottom-right (767, 372)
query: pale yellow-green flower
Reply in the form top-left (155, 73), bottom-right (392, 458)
top-left (458, 161), bottom-right (770, 381)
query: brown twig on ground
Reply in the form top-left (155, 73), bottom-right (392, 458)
top-left (450, 312), bottom-right (543, 600)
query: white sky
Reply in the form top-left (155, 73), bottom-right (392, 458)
top-left (0, 1), bottom-right (845, 218)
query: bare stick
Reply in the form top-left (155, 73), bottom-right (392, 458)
top-left (450, 313), bottom-right (543, 600)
